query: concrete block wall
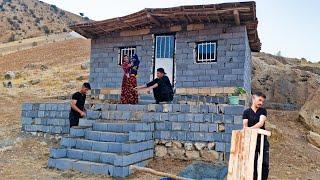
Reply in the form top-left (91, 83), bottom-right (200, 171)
top-left (175, 24), bottom-right (250, 90)
top-left (89, 24), bottom-right (252, 92)
top-left (21, 102), bottom-right (70, 134)
top-left (90, 34), bottom-right (153, 89)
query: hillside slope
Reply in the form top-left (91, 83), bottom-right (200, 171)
top-left (0, 0), bottom-right (87, 43)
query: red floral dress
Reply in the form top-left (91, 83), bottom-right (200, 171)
top-left (120, 62), bottom-right (138, 104)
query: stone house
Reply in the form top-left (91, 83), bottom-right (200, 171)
top-left (70, 1), bottom-right (260, 97)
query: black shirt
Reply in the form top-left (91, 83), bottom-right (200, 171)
top-left (146, 76), bottom-right (173, 96)
top-left (243, 108), bottom-right (267, 129)
top-left (70, 92), bottom-right (86, 117)
top-left (243, 107), bottom-right (269, 151)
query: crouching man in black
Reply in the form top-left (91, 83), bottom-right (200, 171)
top-left (135, 68), bottom-right (173, 104)
top-left (243, 92), bottom-right (269, 180)
top-left (69, 82), bottom-right (91, 127)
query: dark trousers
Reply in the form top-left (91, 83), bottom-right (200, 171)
top-left (69, 112), bottom-right (80, 127)
top-left (154, 92), bottom-right (173, 104)
top-left (254, 140), bottom-right (269, 180)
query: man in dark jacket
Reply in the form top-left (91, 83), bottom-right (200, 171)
top-left (69, 82), bottom-right (91, 127)
top-left (136, 68), bottom-right (173, 103)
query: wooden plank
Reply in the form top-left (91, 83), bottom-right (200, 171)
top-left (130, 165), bottom-right (193, 180)
top-left (227, 130), bottom-right (240, 180)
top-left (247, 128), bottom-right (258, 180)
top-left (120, 28), bottom-right (151, 37)
top-left (257, 135), bottom-right (265, 180)
top-left (233, 10), bottom-right (240, 25)
top-left (241, 128), bottom-right (252, 179)
top-left (186, 24), bottom-right (205, 31)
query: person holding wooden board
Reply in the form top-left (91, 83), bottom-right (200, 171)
top-left (242, 92), bottom-right (269, 180)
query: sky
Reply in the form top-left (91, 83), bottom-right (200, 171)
top-left (42, 0), bottom-right (320, 62)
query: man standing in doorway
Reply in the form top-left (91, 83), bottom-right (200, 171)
top-left (135, 68), bottom-right (174, 104)
top-left (242, 92), bottom-right (269, 180)
top-left (69, 82), bottom-right (91, 127)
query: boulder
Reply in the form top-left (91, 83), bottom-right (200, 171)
top-left (265, 121), bottom-right (282, 142)
top-left (184, 142), bottom-right (193, 151)
top-left (165, 141), bottom-right (172, 147)
top-left (29, 79), bottom-right (40, 85)
top-left (172, 141), bottom-right (182, 149)
top-left (81, 61), bottom-right (90, 70)
top-left (178, 162), bottom-right (227, 179)
top-left (168, 148), bottom-right (185, 157)
top-left (40, 64), bottom-right (48, 71)
top-left (4, 71), bottom-right (15, 80)
top-left (299, 89), bottom-right (320, 134)
top-left (155, 146), bottom-right (167, 157)
top-left (200, 150), bottom-right (219, 162)
top-left (307, 131), bottom-right (320, 148)
top-left (207, 142), bottom-right (215, 150)
top-left (185, 150), bottom-right (200, 159)
top-left (194, 142), bottom-right (206, 151)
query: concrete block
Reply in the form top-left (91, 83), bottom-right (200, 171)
top-left (225, 124), bottom-right (242, 133)
top-left (86, 131), bottom-right (101, 141)
top-left (205, 133), bottom-right (222, 141)
top-left (72, 161), bottom-right (92, 173)
top-left (108, 143), bottom-right (123, 153)
top-left (203, 114), bottom-right (212, 122)
top-left (222, 133), bottom-right (232, 143)
top-left (191, 123), bottom-right (200, 132)
top-left (67, 149), bottom-right (84, 159)
top-left (208, 124), bottom-right (216, 132)
top-left (70, 128), bottom-right (86, 137)
top-left (233, 115), bottom-right (243, 124)
top-left (50, 148), bottom-right (67, 158)
top-left (215, 142), bottom-right (225, 152)
top-left (90, 163), bottom-right (112, 175)
top-left (223, 115), bottom-right (234, 123)
top-left (113, 166), bottom-right (130, 177)
top-left (223, 105), bottom-right (244, 115)
top-left (193, 132), bottom-right (206, 141)
top-left (82, 151), bottom-right (101, 162)
top-left (194, 114), bottom-right (204, 122)
top-left (199, 124), bottom-right (209, 132)
top-left (21, 117), bottom-right (33, 125)
top-left (92, 141), bottom-right (109, 152)
top-left (99, 153), bottom-right (115, 164)
top-left (52, 158), bottom-right (75, 170)
top-left (76, 139), bottom-right (93, 150)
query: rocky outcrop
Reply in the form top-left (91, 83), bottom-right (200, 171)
top-left (299, 89), bottom-right (320, 134)
top-left (307, 131), bottom-right (320, 148)
top-left (252, 52), bottom-right (320, 108)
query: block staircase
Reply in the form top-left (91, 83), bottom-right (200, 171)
top-left (47, 95), bottom-right (244, 177)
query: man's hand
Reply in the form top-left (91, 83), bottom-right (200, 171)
top-left (80, 111), bottom-right (86, 117)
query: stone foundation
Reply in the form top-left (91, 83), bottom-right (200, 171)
top-left (154, 140), bottom-right (225, 162)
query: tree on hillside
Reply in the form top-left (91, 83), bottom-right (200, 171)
top-left (276, 50), bottom-right (282, 57)
top-left (79, 12), bottom-right (84, 17)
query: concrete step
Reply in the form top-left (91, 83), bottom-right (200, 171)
top-left (49, 147), bottom-right (153, 167)
top-left (85, 130), bottom-right (129, 143)
top-left (69, 126), bottom-right (91, 137)
top-left (98, 110), bottom-right (243, 123)
top-left (48, 157), bottom-right (149, 177)
top-left (87, 103), bottom-right (244, 115)
top-left (92, 121), bottom-right (154, 133)
top-left (60, 137), bottom-right (154, 154)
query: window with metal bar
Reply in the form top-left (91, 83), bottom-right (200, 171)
top-left (196, 42), bottom-right (217, 63)
top-left (118, 46), bottom-right (136, 65)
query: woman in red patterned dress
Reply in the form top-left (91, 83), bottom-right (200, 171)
top-left (120, 55), bottom-right (138, 104)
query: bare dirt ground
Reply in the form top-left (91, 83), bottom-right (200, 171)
top-left (0, 38), bottom-right (319, 179)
